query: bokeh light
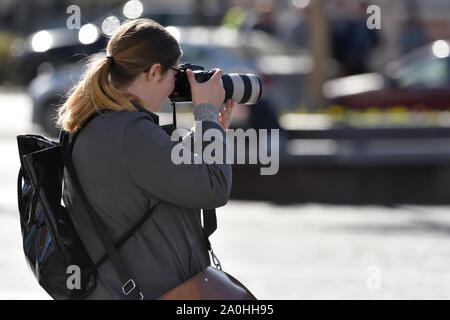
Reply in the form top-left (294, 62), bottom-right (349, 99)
top-left (78, 23), bottom-right (100, 45)
top-left (291, 0), bottom-right (311, 9)
top-left (432, 40), bottom-right (450, 58)
top-left (31, 30), bottom-right (53, 52)
top-left (123, 0), bottom-right (144, 19)
top-left (9, 38), bottom-right (27, 57)
top-left (102, 16), bottom-right (121, 36)
top-left (165, 26), bottom-right (181, 42)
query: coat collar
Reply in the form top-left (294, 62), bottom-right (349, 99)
top-left (131, 101), bottom-right (159, 125)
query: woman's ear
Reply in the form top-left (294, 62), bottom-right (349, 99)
top-left (145, 63), bottom-right (162, 83)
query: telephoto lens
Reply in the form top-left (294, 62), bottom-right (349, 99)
top-left (169, 63), bottom-right (263, 105)
top-left (221, 73), bottom-right (262, 105)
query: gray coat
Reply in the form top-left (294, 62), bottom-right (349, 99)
top-left (66, 103), bottom-right (231, 299)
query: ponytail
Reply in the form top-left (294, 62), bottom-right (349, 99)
top-left (57, 54), bottom-right (138, 132)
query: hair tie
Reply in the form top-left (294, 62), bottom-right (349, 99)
top-left (106, 55), bottom-right (115, 65)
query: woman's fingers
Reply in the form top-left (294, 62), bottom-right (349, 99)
top-left (189, 68), bottom-right (225, 107)
top-left (224, 99), bottom-right (234, 116)
top-left (218, 99), bottom-right (234, 130)
top-left (186, 69), bottom-right (195, 84)
top-left (210, 69), bottom-right (223, 83)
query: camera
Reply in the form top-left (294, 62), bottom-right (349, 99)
top-left (169, 63), bottom-right (262, 105)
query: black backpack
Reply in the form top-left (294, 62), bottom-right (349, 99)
top-left (16, 110), bottom-right (218, 300)
top-left (16, 113), bottom-right (154, 299)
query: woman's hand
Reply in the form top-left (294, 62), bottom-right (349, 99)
top-left (187, 68), bottom-right (225, 108)
top-left (218, 99), bottom-right (234, 131)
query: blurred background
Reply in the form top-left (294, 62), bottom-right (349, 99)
top-left (1, 0), bottom-right (450, 299)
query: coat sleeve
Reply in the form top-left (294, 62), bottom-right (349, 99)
top-left (123, 112), bottom-right (232, 209)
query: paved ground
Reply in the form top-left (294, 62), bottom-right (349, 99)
top-left (0, 89), bottom-right (449, 299)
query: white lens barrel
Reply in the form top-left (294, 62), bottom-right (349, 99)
top-left (247, 74), bottom-right (262, 105)
top-left (222, 73), bottom-right (262, 105)
top-left (229, 74), bottom-right (245, 104)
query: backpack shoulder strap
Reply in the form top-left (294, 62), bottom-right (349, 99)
top-left (62, 110), bottom-right (146, 300)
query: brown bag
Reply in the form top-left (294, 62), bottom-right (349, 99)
top-left (158, 207), bottom-right (255, 300)
top-left (158, 266), bottom-right (257, 300)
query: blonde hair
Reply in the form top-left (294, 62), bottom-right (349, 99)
top-left (57, 18), bottom-right (181, 132)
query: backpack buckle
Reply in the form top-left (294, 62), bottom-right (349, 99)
top-left (122, 279), bottom-right (143, 300)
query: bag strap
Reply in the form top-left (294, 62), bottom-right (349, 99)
top-left (202, 208), bottom-right (221, 270)
top-left (91, 203), bottom-right (157, 270)
top-left (62, 112), bottom-right (145, 300)
top-left (65, 159), bottom-right (144, 300)
top-left (203, 209), bottom-right (222, 270)
top-left (202, 209), bottom-right (216, 249)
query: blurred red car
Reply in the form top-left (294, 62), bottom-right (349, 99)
top-left (323, 40), bottom-right (450, 110)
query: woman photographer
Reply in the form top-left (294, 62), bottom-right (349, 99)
top-left (57, 18), bottom-right (233, 299)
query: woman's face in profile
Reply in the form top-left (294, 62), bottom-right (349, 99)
top-left (129, 59), bottom-right (180, 112)
top-left (158, 63), bottom-right (179, 104)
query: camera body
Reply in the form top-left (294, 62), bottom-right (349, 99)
top-left (169, 63), bottom-right (262, 105)
top-left (169, 63), bottom-right (213, 103)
